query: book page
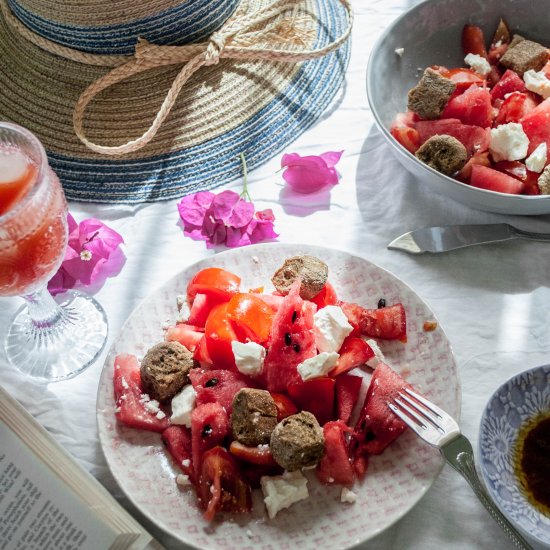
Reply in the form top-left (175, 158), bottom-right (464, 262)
top-left (0, 422), bottom-right (118, 550)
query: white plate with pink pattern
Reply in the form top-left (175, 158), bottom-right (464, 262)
top-left (96, 243), bottom-right (461, 550)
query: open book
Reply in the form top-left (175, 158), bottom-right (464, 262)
top-left (0, 386), bottom-right (159, 550)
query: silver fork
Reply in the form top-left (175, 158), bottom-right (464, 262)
top-left (389, 388), bottom-right (533, 550)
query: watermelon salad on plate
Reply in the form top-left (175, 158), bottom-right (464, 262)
top-left (392, 18), bottom-right (550, 196)
top-left (97, 243), bottom-right (460, 550)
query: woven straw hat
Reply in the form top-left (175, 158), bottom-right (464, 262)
top-left (0, 0), bottom-right (351, 203)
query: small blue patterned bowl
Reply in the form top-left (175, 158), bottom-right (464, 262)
top-left (478, 365), bottom-right (550, 546)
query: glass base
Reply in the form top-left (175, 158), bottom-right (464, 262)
top-left (4, 290), bottom-right (108, 381)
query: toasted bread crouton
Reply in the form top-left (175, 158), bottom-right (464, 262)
top-left (141, 342), bottom-right (195, 402)
top-left (407, 68), bottom-right (456, 120)
top-left (500, 39), bottom-right (548, 76)
top-left (415, 135), bottom-right (468, 175)
top-left (537, 165), bottom-right (550, 194)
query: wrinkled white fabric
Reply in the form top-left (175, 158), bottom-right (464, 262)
top-left (1, 1), bottom-right (550, 549)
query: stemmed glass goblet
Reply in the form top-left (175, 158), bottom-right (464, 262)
top-left (0, 122), bottom-right (108, 381)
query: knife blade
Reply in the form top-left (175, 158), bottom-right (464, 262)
top-left (387, 223), bottom-right (550, 254)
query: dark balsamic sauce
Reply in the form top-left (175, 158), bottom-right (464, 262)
top-left (515, 413), bottom-right (550, 516)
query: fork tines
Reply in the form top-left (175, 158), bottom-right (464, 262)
top-left (388, 388), bottom-right (460, 447)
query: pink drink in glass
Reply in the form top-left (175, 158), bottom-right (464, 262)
top-left (0, 145), bottom-right (68, 296)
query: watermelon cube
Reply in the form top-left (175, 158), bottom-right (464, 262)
top-left (113, 354), bottom-right (170, 433)
top-left (335, 374), bottom-right (363, 425)
top-left (470, 164), bottom-right (524, 194)
top-left (415, 119), bottom-right (490, 156)
top-left (264, 280), bottom-right (317, 392)
top-left (191, 402), bottom-right (230, 477)
top-left (441, 85), bottom-right (493, 128)
top-left (162, 425), bottom-right (193, 478)
top-left (352, 362), bottom-right (413, 455)
top-left (490, 70), bottom-right (525, 101)
top-left (189, 368), bottom-right (254, 415)
top-left (521, 97), bottom-right (550, 155)
top-left (316, 421), bottom-right (354, 486)
top-left (339, 302), bottom-right (407, 342)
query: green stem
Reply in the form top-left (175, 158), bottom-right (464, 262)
top-left (239, 153), bottom-right (252, 201)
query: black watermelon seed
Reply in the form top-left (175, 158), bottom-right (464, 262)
top-left (205, 378), bottom-right (218, 388)
top-left (285, 333), bottom-right (292, 346)
top-left (292, 311), bottom-right (297, 323)
top-left (377, 298), bottom-right (386, 309)
top-left (365, 431), bottom-right (376, 442)
top-left (293, 343), bottom-right (301, 353)
top-left (202, 424), bottom-right (213, 438)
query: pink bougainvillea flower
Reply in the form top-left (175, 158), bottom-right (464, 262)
top-left (281, 151), bottom-right (344, 193)
top-left (48, 213), bottom-right (125, 294)
top-left (178, 156), bottom-right (278, 249)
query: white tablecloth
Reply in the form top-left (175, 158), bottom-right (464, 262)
top-left (2, 1), bottom-right (550, 548)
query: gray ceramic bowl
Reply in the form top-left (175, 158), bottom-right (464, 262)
top-left (367, 0), bottom-right (550, 215)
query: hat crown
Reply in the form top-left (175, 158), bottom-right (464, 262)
top-left (7, 0), bottom-right (240, 54)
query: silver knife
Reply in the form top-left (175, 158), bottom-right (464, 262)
top-left (388, 223), bottom-right (550, 254)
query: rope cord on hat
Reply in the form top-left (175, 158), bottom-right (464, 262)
top-left (1, 0), bottom-right (353, 156)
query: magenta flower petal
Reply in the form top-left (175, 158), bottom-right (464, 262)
top-left (178, 191), bottom-right (215, 226)
top-left (210, 190), bottom-right (241, 220)
top-left (281, 151), bottom-right (344, 193)
top-left (177, 187), bottom-right (278, 249)
top-left (48, 213), bottom-right (125, 293)
top-left (320, 151), bottom-right (344, 168)
top-left (247, 209), bottom-right (279, 244)
top-left (226, 199), bottom-right (254, 228)
top-left (48, 268), bottom-right (77, 296)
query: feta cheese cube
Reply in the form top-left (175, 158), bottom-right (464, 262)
top-left (231, 341), bottom-right (266, 377)
top-left (526, 142), bottom-right (547, 173)
top-left (523, 69), bottom-right (550, 99)
top-left (170, 385), bottom-right (196, 427)
top-left (341, 487), bottom-right (358, 503)
top-left (364, 338), bottom-right (386, 368)
top-left (464, 53), bottom-right (491, 76)
top-left (176, 474), bottom-right (191, 487)
top-left (297, 352), bottom-right (339, 381)
top-left (490, 123), bottom-right (530, 161)
top-left (144, 399), bottom-right (161, 415)
top-left (313, 305), bottom-right (353, 353)
top-left (260, 470), bottom-right (309, 519)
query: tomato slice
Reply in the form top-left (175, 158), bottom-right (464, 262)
top-left (188, 293), bottom-right (226, 328)
top-left (204, 303), bottom-right (241, 369)
top-left (198, 446), bottom-right (252, 521)
top-left (310, 282), bottom-right (338, 309)
top-left (390, 113), bottom-right (421, 154)
top-left (288, 377), bottom-right (336, 426)
top-left (456, 152), bottom-right (491, 183)
top-left (187, 268), bottom-right (241, 303)
top-left (443, 68), bottom-right (485, 93)
top-left (270, 392), bottom-right (299, 421)
top-left (226, 293), bottom-right (274, 344)
top-left (462, 25), bottom-right (488, 58)
top-left (329, 337), bottom-right (374, 377)
top-left (229, 441), bottom-right (277, 466)
top-left (193, 335), bottom-right (213, 367)
top-left (390, 126), bottom-right (420, 154)
top-left (165, 323), bottom-right (204, 351)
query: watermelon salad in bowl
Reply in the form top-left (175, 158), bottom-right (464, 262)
top-left (97, 243), bottom-right (460, 549)
top-left (367, 0), bottom-right (550, 215)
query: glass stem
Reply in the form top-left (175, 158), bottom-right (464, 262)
top-left (22, 287), bottom-right (66, 329)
